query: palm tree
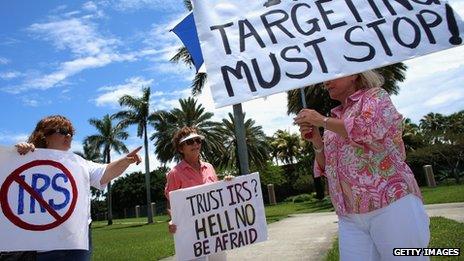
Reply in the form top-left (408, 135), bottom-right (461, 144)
top-left (270, 130), bottom-right (302, 165)
top-left (444, 111), bottom-right (464, 145)
top-left (268, 136), bottom-right (280, 165)
top-left (286, 63), bottom-right (408, 115)
top-left (85, 114), bottom-right (129, 225)
top-left (420, 112), bottom-right (446, 145)
top-left (216, 113), bottom-right (269, 174)
top-left (75, 140), bottom-right (102, 163)
top-left (150, 97), bottom-right (223, 165)
top-left (402, 118), bottom-right (424, 152)
top-left (114, 87), bottom-right (155, 223)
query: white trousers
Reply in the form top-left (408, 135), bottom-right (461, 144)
top-left (338, 194), bottom-right (430, 261)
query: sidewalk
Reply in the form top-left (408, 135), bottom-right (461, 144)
top-left (226, 211), bottom-right (338, 261)
top-left (162, 202), bottom-right (464, 261)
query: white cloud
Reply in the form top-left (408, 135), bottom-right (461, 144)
top-left (149, 61), bottom-right (194, 81)
top-left (83, 1), bottom-right (98, 12)
top-left (0, 71), bottom-right (22, 80)
top-left (22, 98), bottom-right (39, 107)
top-left (94, 77), bottom-right (157, 107)
top-left (0, 132), bottom-right (29, 145)
top-left (50, 5), bottom-right (68, 13)
top-left (0, 16), bottom-right (123, 93)
top-left (392, 50), bottom-right (464, 123)
top-left (0, 57), bottom-right (9, 65)
top-left (5, 54), bottom-right (113, 93)
top-left (63, 11), bottom-right (82, 18)
top-left (18, 94), bottom-right (52, 107)
top-left (112, 0), bottom-right (184, 12)
top-left (131, 13), bottom-right (201, 89)
top-left (28, 18), bottom-right (118, 57)
top-left (401, 46), bottom-right (464, 83)
top-left (3, 11), bottom-right (161, 94)
top-left (70, 140), bottom-right (84, 154)
top-left (0, 37), bottom-right (20, 46)
top-left (425, 89), bottom-right (464, 107)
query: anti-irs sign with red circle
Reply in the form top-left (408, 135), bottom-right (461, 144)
top-left (0, 160), bottom-right (78, 231)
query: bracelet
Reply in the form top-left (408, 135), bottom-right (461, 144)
top-left (323, 117), bottom-right (329, 129)
top-left (313, 145), bottom-right (324, 153)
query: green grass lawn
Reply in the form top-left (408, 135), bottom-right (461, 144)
top-left (92, 216), bottom-right (172, 261)
top-left (421, 184), bottom-right (464, 204)
top-left (325, 217), bottom-right (464, 261)
top-left (264, 198), bottom-right (333, 223)
top-left (92, 183), bottom-right (463, 260)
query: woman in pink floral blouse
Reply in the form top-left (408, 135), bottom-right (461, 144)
top-left (294, 70), bottom-right (430, 260)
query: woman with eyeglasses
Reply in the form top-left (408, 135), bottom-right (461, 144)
top-left (164, 126), bottom-right (232, 261)
top-left (11, 115), bottom-right (142, 261)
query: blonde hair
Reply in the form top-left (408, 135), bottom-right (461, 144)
top-left (27, 115), bottom-right (75, 148)
top-left (355, 70), bottom-right (385, 90)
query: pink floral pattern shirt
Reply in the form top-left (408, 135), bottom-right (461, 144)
top-left (314, 87), bottom-right (422, 216)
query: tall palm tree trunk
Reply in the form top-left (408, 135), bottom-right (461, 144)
top-left (106, 147), bottom-right (113, 225)
top-left (143, 124), bottom-right (153, 224)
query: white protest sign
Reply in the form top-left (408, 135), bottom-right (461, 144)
top-left (0, 146), bottom-right (90, 251)
top-left (170, 172), bottom-right (267, 261)
top-left (192, 0), bottom-right (464, 108)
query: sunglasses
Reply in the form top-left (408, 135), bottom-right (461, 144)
top-left (183, 138), bottom-right (202, 145)
top-left (45, 128), bottom-right (73, 137)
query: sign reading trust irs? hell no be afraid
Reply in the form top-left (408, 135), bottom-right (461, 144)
top-left (170, 172), bottom-right (268, 261)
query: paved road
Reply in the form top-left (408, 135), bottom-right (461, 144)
top-left (162, 202), bottom-right (464, 261)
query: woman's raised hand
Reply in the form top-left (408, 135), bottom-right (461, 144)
top-left (294, 109), bottom-right (325, 127)
top-left (15, 142), bottom-right (35, 155)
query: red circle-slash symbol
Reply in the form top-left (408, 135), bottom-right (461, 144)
top-left (0, 160), bottom-right (78, 231)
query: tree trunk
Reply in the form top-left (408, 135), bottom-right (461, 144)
top-left (106, 148), bottom-right (113, 225)
top-left (314, 177), bottom-right (325, 200)
top-left (453, 160), bottom-right (461, 184)
top-left (144, 124), bottom-right (153, 223)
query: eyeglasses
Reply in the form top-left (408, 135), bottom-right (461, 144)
top-left (183, 138), bottom-right (202, 145)
top-left (45, 128), bottom-right (73, 137)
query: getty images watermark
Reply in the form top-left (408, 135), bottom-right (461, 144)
top-left (393, 248), bottom-right (460, 257)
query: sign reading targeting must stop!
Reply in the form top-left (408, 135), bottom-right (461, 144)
top-left (0, 147), bottom-right (90, 251)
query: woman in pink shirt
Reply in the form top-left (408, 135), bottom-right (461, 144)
top-left (294, 70), bottom-right (430, 260)
top-left (165, 126), bottom-right (230, 261)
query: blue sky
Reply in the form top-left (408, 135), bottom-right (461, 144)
top-left (1, 0), bottom-right (464, 173)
